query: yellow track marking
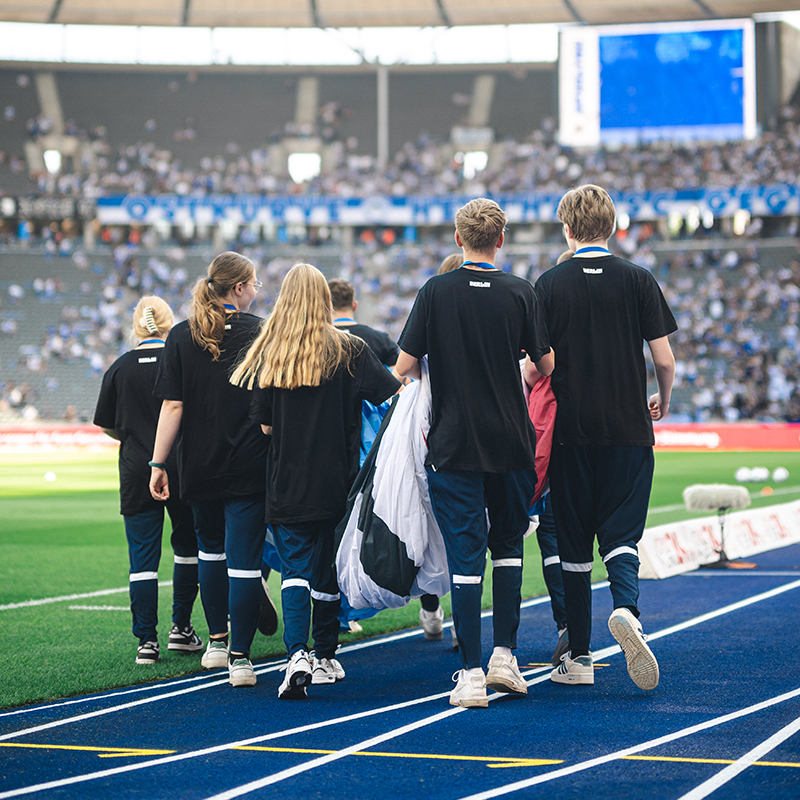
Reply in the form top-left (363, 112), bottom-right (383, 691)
top-left (235, 746), bottom-right (561, 768)
top-left (623, 755), bottom-right (800, 768)
top-left (4, 742), bottom-right (797, 770)
top-left (0, 743), bottom-right (174, 758)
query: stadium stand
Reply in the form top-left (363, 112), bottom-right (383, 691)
top-left (0, 65), bottom-right (798, 425)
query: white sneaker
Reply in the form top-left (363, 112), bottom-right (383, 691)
top-left (311, 656), bottom-right (345, 684)
top-left (420, 606), bottom-right (444, 640)
top-left (486, 653), bottom-right (528, 695)
top-left (201, 639), bottom-right (229, 669)
top-left (228, 657), bottom-right (257, 687)
top-left (551, 653), bottom-right (594, 685)
top-left (278, 650), bottom-right (312, 699)
top-left (608, 608), bottom-right (659, 691)
top-left (449, 669), bottom-right (488, 708)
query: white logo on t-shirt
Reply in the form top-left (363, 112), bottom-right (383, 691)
top-left (469, 281), bottom-right (491, 288)
top-left (138, 356), bottom-right (157, 363)
top-left (582, 268), bottom-right (603, 274)
top-left (224, 324), bottom-right (232, 330)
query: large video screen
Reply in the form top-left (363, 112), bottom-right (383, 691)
top-left (559, 20), bottom-right (756, 147)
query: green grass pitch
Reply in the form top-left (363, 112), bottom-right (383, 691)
top-left (1, 448), bottom-right (798, 709)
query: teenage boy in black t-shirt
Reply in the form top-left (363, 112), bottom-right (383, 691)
top-left (535, 184), bottom-right (677, 692)
top-left (328, 278), bottom-right (400, 370)
top-left (396, 198), bottom-right (554, 708)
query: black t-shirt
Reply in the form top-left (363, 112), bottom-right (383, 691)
top-left (535, 253), bottom-right (678, 446)
top-left (398, 267), bottom-right (550, 472)
top-left (153, 313), bottom-right (267, 500)
top-left (94, 346), bottom-right (181, 516)
top-left (250, 339), bottom-right (400, 525)
top-left (335, 322), bottom-right (399, 366)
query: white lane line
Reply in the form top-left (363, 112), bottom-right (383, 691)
top-left (0, 689), bottom-right (462, 799)
top-left (676, 713), bottom-right (800, 800)
top-left (454, 687), bottom-right (800, 800)
top-left (203, 707), bottom-right (463, 800)
top-left (645, 578), bottom-right (800, 645)
top-left (68, 606), bottom-right (129, 611)
top-left (0, 583), bottom-right (171, 611)
top-left (0, 677), bottom-right (232, 744)
top-left (0, 668), bottom-right (253, 721)
top-left (4, 578), bottom-right (796, 798)
top-left (0, 587), bottom-right (605, 722)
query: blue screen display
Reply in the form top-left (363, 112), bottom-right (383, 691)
top-left (599, 28), bottom-right (745, 142)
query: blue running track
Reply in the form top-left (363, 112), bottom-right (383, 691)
top-left (1, 544), bottom-right (799, 800)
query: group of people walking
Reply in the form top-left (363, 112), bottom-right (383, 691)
top-left (95, 184), bottom-right (677, 706)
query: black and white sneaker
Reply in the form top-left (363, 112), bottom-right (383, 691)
top-left (136, 640), bottom-right (161, 665)
top-left (167, 624), bottom-right (204, 653)
top-left (278, 650), bottom-right (312, 699)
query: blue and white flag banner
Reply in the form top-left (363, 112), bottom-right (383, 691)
top-left (95, 185), bottom-right (800, 227)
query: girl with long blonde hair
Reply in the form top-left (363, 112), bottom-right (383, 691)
top-left (94, 296), bottom-right (202, 665)
top-left (149, 251), bottom-right (272, 688)
top-left (233, 263), bottom-right (400, 699)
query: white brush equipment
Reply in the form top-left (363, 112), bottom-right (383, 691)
top-left (682, 484), bottom-right (751, 568)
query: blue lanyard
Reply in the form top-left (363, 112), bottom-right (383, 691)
top-left (223, 303), bottom-right (237, 311)
top-left (139, 339), bottom-right (164, 345)
top-left (574, 247), bottom-right (610, 255)
top-left (461, 261), bottom-right (497, 270)
top-left (333, 317), bottom-right (356, 324)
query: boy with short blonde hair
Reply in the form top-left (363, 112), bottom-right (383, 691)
top-left (556, 184), bottom-right (616, 244)
top-left (454, 198), bottom-right (507, 256)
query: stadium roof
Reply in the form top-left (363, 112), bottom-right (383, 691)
top-left (4, 0), bottom-right (800, 28)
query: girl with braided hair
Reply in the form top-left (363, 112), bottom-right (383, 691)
top-left (94, 295), bottom-right (203, 665)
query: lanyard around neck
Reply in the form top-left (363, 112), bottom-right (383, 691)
top-left (223, 303), bottom-right (238, 311)
top-left (333, 317), bottom-right (356, 324)
top-left (574, 247), bottom-right (610, 255)
top-left (461, 261), bottom-right (497, 270)
top-left (139, 338), bottom-right (164, 345)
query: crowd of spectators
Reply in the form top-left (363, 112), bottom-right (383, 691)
top-left (2, 176), bottom-right (799, 423)
top-left (7, 229), bottom-right (797, 424)
top-left (2, 80), bottom-right (799, 423)
top-left (6, 96), bottom-right (800, 200)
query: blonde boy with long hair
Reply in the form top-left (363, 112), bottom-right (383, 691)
top-left (536, 184), bottom-right (677, 691)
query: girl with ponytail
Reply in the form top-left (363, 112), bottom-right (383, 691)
top-left (149, 251), bottom-right (273, 688)
top-left (94, 296), bottom-right (203, 665)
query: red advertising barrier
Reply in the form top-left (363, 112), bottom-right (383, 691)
top-left (0, 425), bottom-right (118, 449)
top-left (1, 422), bottom-right (799, 451)
top-left (653, 422), bottom-right (800, 451)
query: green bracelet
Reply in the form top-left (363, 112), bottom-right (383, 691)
top-left (148, 461), bottom-right (166, 469)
